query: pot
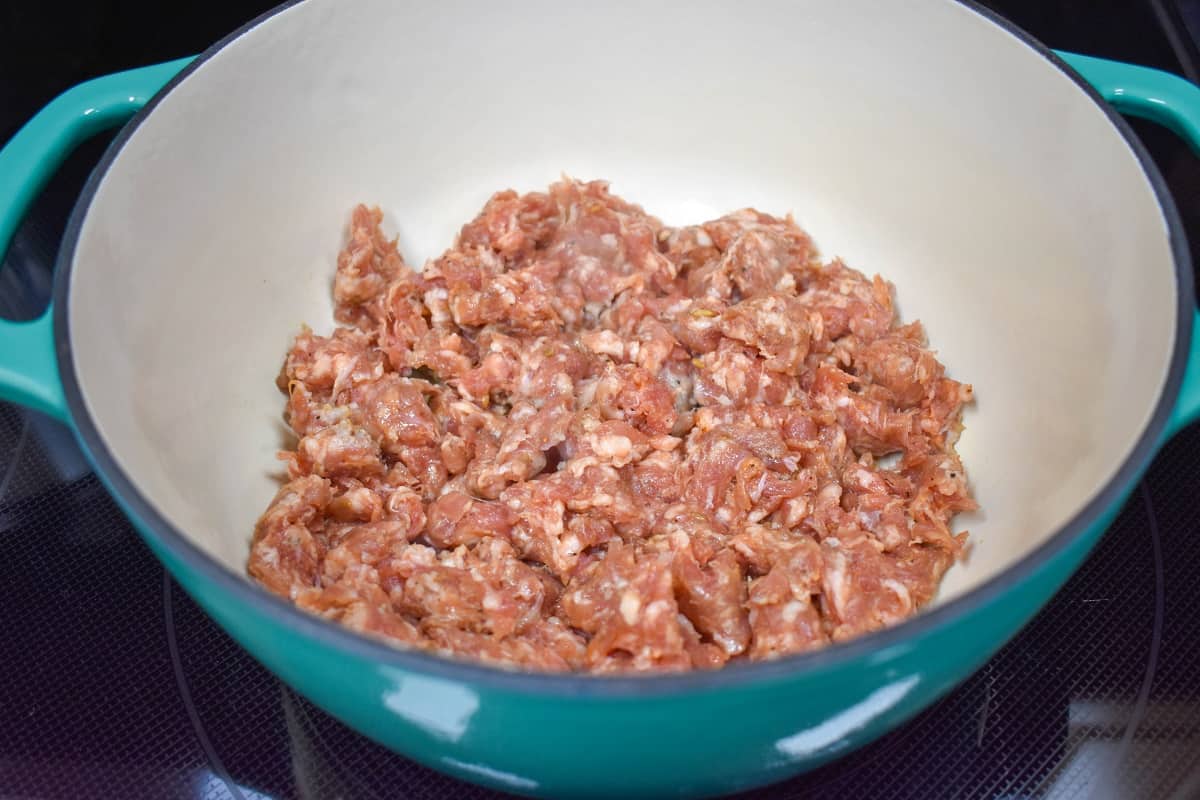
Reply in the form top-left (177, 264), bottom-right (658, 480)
top-left (1, 1), bottom-right (1199, 797)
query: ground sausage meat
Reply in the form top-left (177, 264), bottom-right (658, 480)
top-left (249, 179), bottom-right (977, 673)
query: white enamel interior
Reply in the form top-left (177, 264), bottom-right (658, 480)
top-left (67, 0), bottom-right (1177, 607)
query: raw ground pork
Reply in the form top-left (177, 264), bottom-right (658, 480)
top-left (249, 179), bottom-right (976, 673)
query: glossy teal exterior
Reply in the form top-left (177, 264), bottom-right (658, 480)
top-left (0, 50), bottom-right (1197, 798)
top-left (128, 490), bottom-right (1125, 799)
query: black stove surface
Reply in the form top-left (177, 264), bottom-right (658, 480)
top-left (2, 2), bottom-right (1200, 798)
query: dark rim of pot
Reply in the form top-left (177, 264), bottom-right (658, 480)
top-left (51, 0), bottom-right (1194, 697)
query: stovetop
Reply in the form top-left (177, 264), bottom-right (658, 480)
top-left (2, 2), bottom-right (1200, 798)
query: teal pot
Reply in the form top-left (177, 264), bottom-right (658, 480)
top-left (2, 2), bottom-right (1199, 797)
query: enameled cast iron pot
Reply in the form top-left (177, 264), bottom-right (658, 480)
top-left (2, 1), bottom-right (1200, 797)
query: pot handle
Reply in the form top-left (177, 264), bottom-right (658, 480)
top-left (1058, 51), bottom-right (1200, 438)
top-left (0, 58), bottom-right (191, 424)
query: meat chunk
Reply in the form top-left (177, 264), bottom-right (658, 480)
top-left (800, 261), bottom-right (894, 348)
top-left (589, 364), bottom-right (678, 436)
top-left (673, 548), bottom-right (751, 656)
top-left (811, 363), bottom-right (914, 456)
top-left (289, 422), bottom-right (384, 480)
top-left (820, 535), bottom-right (954, 641)
top-left (281, 327), bottom-right (384, 411)
top-left (693, 339), bottom-right (804, 407)
top-left (388, 537), bottom-right (558, 640)
top-left (425, 491), bottom-right (516, 549)
top-left (354, 375), bottom-right (441, 458)
top-left (334, 204), bottom-right (408, 328)
top-left (683, 209), bottom-right (813, 301)
top-left (747, 534), bottom-right (827, 659)
top-left (854, 324), bottom-right (942, 407)
top-left (249, 476), bottom-right (332, 597)
top-left (457, 188), bottom-right (560, 266)
top-left (718, 295), bottom-right (812, 373)
top-left (560, 542), bottom-right (699, 671)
